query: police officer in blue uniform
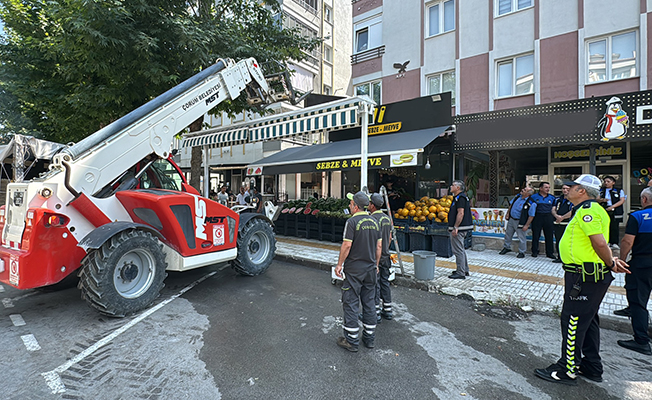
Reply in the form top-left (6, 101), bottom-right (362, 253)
top-left (599, 176), bottom-right (626, 248)
top-left (530, 182), bottom-right (556, 259)
top-left (617, 187), bottom-right (652, 355)
top-left (500, 187), bottom-right (536, 258)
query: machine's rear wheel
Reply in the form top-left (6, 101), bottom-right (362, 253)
top-left (232, 218), bottom-right (276, 276)
top-left (78, 229), bottom-right (167, 317)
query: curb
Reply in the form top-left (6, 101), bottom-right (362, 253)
top-left (274, 253), bottom-right (639, 335)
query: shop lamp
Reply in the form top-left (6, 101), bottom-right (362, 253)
top-left (425, 156), bottom-right (431, 170)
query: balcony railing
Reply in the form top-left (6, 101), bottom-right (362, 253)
top-left (292, 0), bottom-right (319, 14)
top-left (351, 45), bottom-right (385, 65)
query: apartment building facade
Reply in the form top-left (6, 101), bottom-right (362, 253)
top-left (351, 0), bottom-right (652, 212)
top-left (178, 0), bottom-right (353, 200)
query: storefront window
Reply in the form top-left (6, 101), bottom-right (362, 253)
top-left (462, 155), bottom-right (490, 207)
top-left (301, 172), bottom-right (321, 199)
top-left (417, 147), bottom-right (451, 199)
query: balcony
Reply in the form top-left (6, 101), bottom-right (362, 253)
top-left (351, 45), bottom-right (385, 65)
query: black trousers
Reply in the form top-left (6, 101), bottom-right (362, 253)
top-left (553, 223), bottom-right (567, 259)
top-left (531, 213), bottom-right (554, 257)
top-left (342, 269), bottom-right (377, 346)
top-left (606, 211), bottom-right (621, 245)
top-left (625, 257), bottom-right (652, 344)
top-left (557, 271), bottom-right (613, 374)
top-left (375, 256), bottom-right (392, 313)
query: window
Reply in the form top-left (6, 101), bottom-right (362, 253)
top-left (497, 54), bottom-right (534, 97)
top-left (324, 5), bottom-right (332, 24)
top-left (587, 31), bottom-right (637, 83)
top-left (427, 0), bottom-right (455, 37)
top-left (323, 85), bottom-right (332, 95)
top-left (496, 0), bottom-right (532, 16)
top-left (427, 71), bottom-right (456, 103)
top-left (354, 16), bottom-right (382, 54)
top-left (324, 45), bottom-right (333, 63)
top-left (356, 28), bottom-right (369, 52)
top-left (292, 0), bottom-right (318, 14)
top-left (355, 81), bottom-right (381, 105)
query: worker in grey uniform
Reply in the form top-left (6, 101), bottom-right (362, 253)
top-left (335, 191), bottom-right (382, 352)
top-left (369, 193), bottom-right (393, 322)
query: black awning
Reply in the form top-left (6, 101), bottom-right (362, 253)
top-left (248, 126), bottom-right (449, 175)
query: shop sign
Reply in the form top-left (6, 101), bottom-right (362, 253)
top-left (632, 166), bottom-right (652, 185)
top-left (551, 144), bottom-right (626, 162)
top-left (390, 152), bottom-right (417, 166)
top-left (368, 121), bottom-right (402, 135)
top-left (316, 157), bottom-right (386, 171)
top-left (470, 207), bottom-right (534, 239)
top-left (246, 166), bottom-right (263, 176)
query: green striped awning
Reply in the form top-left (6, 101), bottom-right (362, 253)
top-left (181, 96), bottom-right (374, 148)
top-left (248, 97), bottom-right (364, 142)
top-left (181, 127), bottom-right (248, 148)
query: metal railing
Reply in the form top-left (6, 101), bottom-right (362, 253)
top-left (351, 45), bottom-right (385, 65)
top-left (291, 0), bottom-right (319, 14)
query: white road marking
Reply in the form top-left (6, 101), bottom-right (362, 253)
top-left (0, 284), bottom-right (5, 292)
top-left (2, 298), bottom-right (13, 308)
top-left (21, 334), bottom-right (41, 351)
top-left (10, 314), bottom-right (26, 326)
top-left (41, 270), bottom-right (218, 394)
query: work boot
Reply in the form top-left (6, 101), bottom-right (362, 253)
top-left (448, 272), bottom-right (465, 280)
top-left (617, 339), bottom-right (652, 355)
top-left (499, 248), bottom-right (511, 255)
top-left (534, 364), bottom-right (577, 386)
top-left (552, 258), bottom-right (562, 263)
top-left (362, 337), bottom-right (375, 349)
top-left (614, 307), bottom-right (631, 317)
top-left (517, 253), bottom-right (525, 258)
top-left (380, 310), bottom-right (393, 320)
top-left (337, 337), bottom-right (358, 352)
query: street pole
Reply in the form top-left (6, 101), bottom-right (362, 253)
top-left (361, 102), bottom-right (369, 193)
top-left (203, 145), bottom-right (209, 197)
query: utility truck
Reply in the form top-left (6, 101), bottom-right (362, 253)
top-left (0, 58), bottom-right (295, 316)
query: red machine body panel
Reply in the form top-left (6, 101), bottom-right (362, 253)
top-left (0, 207), bottom-right (87, 289)
top-left (115, 189), bottom-right (239, 257)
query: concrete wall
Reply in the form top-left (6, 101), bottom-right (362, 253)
top-left (539, 0), bottom-right (578, 39)
top-left (459, 0), bottom-right (489, 59)
top-left (493, 8), bottom-right (535, 60)
top-left (540, 31), bottom-right (579, 103)
top-left (460, 53), bottom-right (489, 114)
top-left (583, 0), bottom-right (640, 39)
top-left (332, 0), bottom-right (353, 95)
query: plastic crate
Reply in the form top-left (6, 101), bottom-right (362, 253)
top-left (390, 231), bottom-right (410, 252)
top-left (465, 231), bottom-right (473, 249)
top-left (409, 231), bottom-right (432, 252)
top-left (426, 222), bottom-right (449, 236)
top-left (431, 234), bottom-right (453, 258)
top-left (393, 219), bottom-right (410, 232)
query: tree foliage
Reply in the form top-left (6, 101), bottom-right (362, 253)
top-left (0, 0), bottom-right (319, 143)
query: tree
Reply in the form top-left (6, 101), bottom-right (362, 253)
top-left (0, 0), bottom-right (318, 189)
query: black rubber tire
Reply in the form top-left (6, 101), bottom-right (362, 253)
top-left (77, 229), bottom-right (167, 317)
top-left (232, 218), bottom-right (276, 276)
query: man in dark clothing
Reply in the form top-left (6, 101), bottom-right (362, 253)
top-left (335, 192), bottom-right (381, 352)
top-left (617, 187), bottom-right (652, 355)
top-left (369, 193), bottom-right (393, 322)
top-left (251, 187), bottom-right (263, 213)
top-left (599, 176), bottom-right (626, 248)
top-left (530, 182), bottom-right (556, 259)
top-left (448, 180), bottom-right (473, 279)
top-left (551, 184), bottom-right (574, 263)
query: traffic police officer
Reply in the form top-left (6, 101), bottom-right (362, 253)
top-left (335, 191), bottom-right (382, 352)
top-left (530, 182), bottom-right (556, 259)
top-left (551, 184), bottom-right (574, 263)
top-left (369, 193), bottom-right (393, 321)
top-left (535, 174), bottom-right (630, 385)
top-left (617, 187), bottom-right (652, 355)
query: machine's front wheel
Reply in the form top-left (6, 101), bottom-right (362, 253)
top-left (78, 230), bottom-right (167, 317)
top-left (232, 218), bottom-right (276, 276)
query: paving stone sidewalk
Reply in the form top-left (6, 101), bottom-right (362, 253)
top-left (274, 236), bottom-right (652, 324)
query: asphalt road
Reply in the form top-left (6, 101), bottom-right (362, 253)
top-left (1, 260), bottom-right (651, 400)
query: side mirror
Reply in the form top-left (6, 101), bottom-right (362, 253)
top-left (182, 183), bottom-right (200, 195)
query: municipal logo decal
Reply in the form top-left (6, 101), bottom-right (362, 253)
top-left (583, 215), bottom-right (593, 222)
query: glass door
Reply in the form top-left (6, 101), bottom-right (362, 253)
top-left (551, 163), bottom-right (589, 196)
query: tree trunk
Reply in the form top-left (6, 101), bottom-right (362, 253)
top-left (189, 116), bottom-right (204, 194)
